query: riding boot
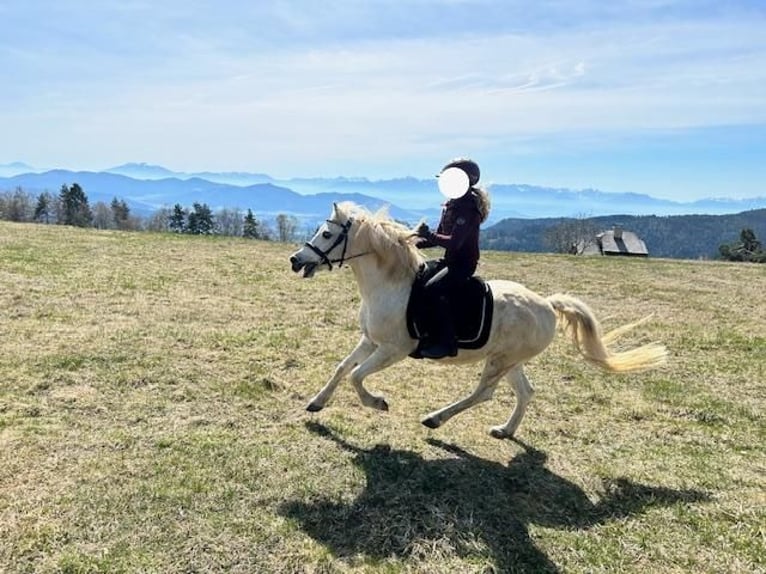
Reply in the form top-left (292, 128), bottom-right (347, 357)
top-left (420, 295), bottom-right (458, 359)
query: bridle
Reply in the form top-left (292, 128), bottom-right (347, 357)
top-left (303, 218), bottom-right (369, 270)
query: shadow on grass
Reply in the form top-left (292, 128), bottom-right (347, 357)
top-left (280, 422), bottom-right (710, 573)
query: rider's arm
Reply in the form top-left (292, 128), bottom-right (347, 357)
top-left (415, 206), bottom-right (447, 249)
top-left (427, 205), bottom-right (480, 251)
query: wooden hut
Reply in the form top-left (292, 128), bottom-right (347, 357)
top-left (582, 225), bottom-right (649, 257)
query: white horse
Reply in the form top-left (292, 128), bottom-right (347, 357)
top-left (289, 202), bottom-right (667, 439)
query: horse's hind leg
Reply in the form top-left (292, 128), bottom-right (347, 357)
top-left (307, 336), bottom-right (376, 412)
top-left (421, 356), bottom-right (511, 430)
top-left (489, 365), bottom-right (534, 439)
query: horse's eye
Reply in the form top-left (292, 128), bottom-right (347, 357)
top-left (322, 231), bottom-right (333, 239)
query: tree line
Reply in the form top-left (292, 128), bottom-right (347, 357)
top-left (5, 183), bottom-right (764, 262)
top-left (538, 216), bottom-right (765, 263)
top-left (482, 209), bottom-right (766, 262)
top-left (0, 184), bottom-right (303, 242)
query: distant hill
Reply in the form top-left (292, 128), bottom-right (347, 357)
top-left (105, 163), bottom-right (275, 187)
top-left (0, 169), bottom-right (427, 223)
top-left (0, 162), bottom-right (36, 178)
top-left (482, 209), bottom-right (766, 259)
top-left (1, 163), bottom-right (765, 230)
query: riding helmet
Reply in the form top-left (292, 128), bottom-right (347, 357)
top-left (440, 158), bottom-right (480, 186)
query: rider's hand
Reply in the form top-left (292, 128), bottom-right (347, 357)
top-left (416, 222), bottom-right (431, 238)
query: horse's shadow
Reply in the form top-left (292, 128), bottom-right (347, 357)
top-left (280, 422), bottom-right (709, 573)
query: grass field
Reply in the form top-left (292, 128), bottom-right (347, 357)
top-left (1, 221), bottom-right (764, 573)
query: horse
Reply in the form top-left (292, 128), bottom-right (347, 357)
top-left (289, 202), bottom-right (667, 439)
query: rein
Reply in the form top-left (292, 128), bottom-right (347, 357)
top-left (304, 218), bottom-right (370, 270)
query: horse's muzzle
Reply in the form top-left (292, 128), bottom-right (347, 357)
top-left (289, 254), bottom-right (317, 278)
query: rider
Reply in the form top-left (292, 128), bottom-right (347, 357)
top-left (415, 158), bottom-right (490, 358)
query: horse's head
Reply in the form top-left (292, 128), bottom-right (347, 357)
top-left (289, 203), bottom-right (358, 278)
top-left (290, 201), bottom-right (425, 281)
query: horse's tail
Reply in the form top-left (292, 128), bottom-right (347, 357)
top-left (547, 293), bottom-right (668, 373)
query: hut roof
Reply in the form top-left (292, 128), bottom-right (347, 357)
top-left (581, 227), bottom-right (649, 257)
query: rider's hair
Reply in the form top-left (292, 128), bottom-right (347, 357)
top-left (472, 185), bottom-right (491, 223)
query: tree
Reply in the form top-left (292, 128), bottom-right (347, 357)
top-left (168, 204), bottom-right (186, 233)
top-left (59, 183), bottom-right (92, 227)
top-left (215, 207), bottom-right (243, 237)
top-left (0, 187), bottom-right (34, 222)
top-left (719, 228), bottom-right (765, 263)
top-left (92, 202), bottom-right (112, 229)
top-left (543, 216), bottom-right (599, 255)
top-left (49, 194), bottom-right (64, 224)
top-left (275, 213), bottom-right (298, 243)
top-left (144, 207), bottom-right (171, 232)
top-left (243, 209), bottom-right (265, 239)
top-left (33, 192), bottom-right (52, 223)
top-left (740, 228), bottom-right (762, 254)
top-left (187, 202), bottom-right (214, 235)
top-left (111, 198), bottom-right (131, 230)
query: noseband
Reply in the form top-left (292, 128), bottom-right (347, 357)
top-left (304, 218), bottom-right (368, 270)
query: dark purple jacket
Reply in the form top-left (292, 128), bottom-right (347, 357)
top-left (418, 190), bottom-right (482, 275)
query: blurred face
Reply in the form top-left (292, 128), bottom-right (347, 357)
top-left (438, 167), bottom-right (470, 199)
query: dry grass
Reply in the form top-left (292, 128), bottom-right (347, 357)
top-left (1, 221), bottom-right (764, 573)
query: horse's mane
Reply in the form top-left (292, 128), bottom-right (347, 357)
top-left (334, 202), bottom-right (425, 281)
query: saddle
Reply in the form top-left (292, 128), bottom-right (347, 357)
top-left (406, 261), bottom-right (494, 359)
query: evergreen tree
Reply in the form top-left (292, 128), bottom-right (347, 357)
top-left (187, 202), bottom-right (214, 235)
top-left (719, 228), bottom-right (765, 263)
top-left (59, 183), bottom-right (92, 227)
top-left (243, 209), bottom-right (263, 239)
top-left (33, 193), bottom-right (51, 223)
top-left (111, 198), bottom-right (131, 229)
top-left (740, 228), bottom-right (762, 255)
top-left (168, 204), bottom-right (186, 233)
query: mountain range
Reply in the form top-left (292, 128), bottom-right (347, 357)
top-left (1, 162), bottom-right (765, 227)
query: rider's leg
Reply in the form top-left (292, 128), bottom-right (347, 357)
top-left (419, 267), bottom-right (463, 359)
top-left (419, 294), bottom-right (457, 358)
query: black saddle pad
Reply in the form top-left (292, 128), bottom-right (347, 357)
top-left (406, 261), bottom-right (493, 357)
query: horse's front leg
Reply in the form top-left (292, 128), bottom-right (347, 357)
top-left (349, 345), bottom-right (411, 411)
top-left (307, 336), bottom-right (376, 412)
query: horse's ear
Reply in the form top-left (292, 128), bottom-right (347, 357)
top-left (332, 202), bottom-right (339, 217)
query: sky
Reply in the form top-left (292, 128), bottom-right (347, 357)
top-left (1, 0), bottom-right (765, 201)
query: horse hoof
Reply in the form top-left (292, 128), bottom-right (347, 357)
top-left (421, 416), bottom-right (440, 429)
top-left (377, 398), bottom-right (389, 412)
top-left (306, 402), bottom-right (324, 413)
top-left (489, 427), bottom-right (510, 440)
